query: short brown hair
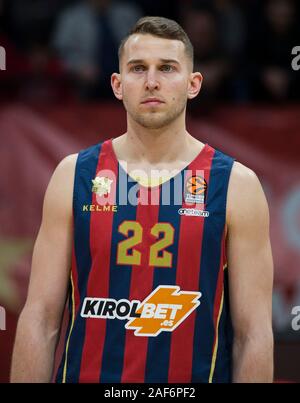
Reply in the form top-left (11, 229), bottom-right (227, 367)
top-left (118, 16), bottom-right (194, 68)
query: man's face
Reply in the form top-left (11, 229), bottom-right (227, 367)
top-left (113, 34), bottom-right (198, 130)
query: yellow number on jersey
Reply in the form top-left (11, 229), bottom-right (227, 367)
top-left (149, 223), bottom-right (174, 267)
top-left (117, 221), bottom-right (174, 268)
top-left (117, 221), bottom-right (143, 265)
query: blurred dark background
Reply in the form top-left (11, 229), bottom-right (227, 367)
top-left (1, 0), bottom-right (300, 105)
top-left (0, 0), bottom-right (300, 383)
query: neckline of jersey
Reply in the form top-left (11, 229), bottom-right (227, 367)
top-left (108, 137), bottom-right (209, 190)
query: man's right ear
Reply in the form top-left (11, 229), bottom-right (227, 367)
top-left (111, 73), bottom-right (123, 100)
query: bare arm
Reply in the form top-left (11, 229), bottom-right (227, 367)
top-left (10, 154), bottom-right (77, 382)
top-left (226, 162), bottom-right (274, 383)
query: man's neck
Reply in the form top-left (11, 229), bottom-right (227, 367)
top-left (118, 117), bottom-right (194, 165)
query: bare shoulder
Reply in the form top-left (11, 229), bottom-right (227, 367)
top-left (226, 161), bottom-right (269, 227)
top-left (43, 153), bottom-right (78, 218)
top-left (49, 153), bottom-right (78, 186)
top-left (54, 153), bottom-right (78, 175)
top-left (228, 161), bottom-right (259, 191)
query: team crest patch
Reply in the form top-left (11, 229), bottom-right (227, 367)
top-left (81, 285), bottom-right (201, 337)
top-left (184, 175), bottom-right (207, 204)
top-left (92, 176), bottom-right (113, 196)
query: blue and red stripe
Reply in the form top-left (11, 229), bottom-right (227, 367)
top-left (192, 148), bottom-right (234, 382)
top-left (79, 140), bottom-right (118, 382)
top-left (144, 177), bottom-right (181, 383)
top-left (99, 163), bottom-right (138, 382)
top-left (121, 186), bottom-right (160, 382)
top-left (169, 143), bottom-right (214, 382)
top-left (57, 143), bottom-right (102, 382)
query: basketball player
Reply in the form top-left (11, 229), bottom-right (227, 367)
top-left (11, 17), bottom-right (274, 383)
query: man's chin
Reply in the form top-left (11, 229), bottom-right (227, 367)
top-left (136, 112), bottom-right (172, 129)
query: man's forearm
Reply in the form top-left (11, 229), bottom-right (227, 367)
top-left (10, 310), bottom-right (59, 382)
top-left (232, 333), bottom-right (274, 383)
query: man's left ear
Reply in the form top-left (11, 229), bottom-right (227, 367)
top-left (187, 72), bottom-right (203, 100)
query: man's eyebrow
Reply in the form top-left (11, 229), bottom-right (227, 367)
top-left (160, 59), bottom-right (180, 65)
top-left (127, 59), bottom-right (144, 65)
top-left (127, 58), bottom-right (180, 66)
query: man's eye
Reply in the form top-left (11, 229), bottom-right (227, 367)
top-left (132, 65), bottom-right (145, 72)
top-left (160, 65), bottom-right (174, 72)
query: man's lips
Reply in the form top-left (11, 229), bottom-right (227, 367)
top-left (141, 98), bottom-right (165, 105)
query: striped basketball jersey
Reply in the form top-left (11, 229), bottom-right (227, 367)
top-left (56, 138), bottom-right (235, 383)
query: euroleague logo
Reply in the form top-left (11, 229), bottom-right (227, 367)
top-left (81, 286), bottom-right (201, 337)
top-left (185, 175), bottom-right (207, 204)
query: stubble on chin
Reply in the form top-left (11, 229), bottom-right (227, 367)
top-left (127, 99), bottom-right (187, 130)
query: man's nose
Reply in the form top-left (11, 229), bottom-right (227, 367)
top-left (145, 68), bottom-right (160, 91)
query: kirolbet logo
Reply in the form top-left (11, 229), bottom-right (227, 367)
top-left (81, 285), bottom-right (201, 337)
